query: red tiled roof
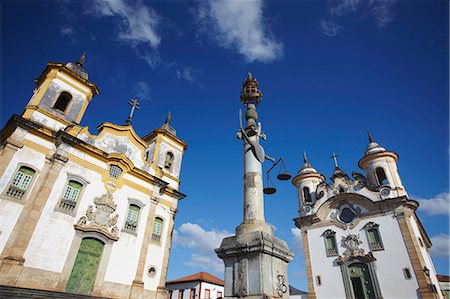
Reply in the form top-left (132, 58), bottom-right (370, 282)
top-left (437, 274), bottom-right (450, 282)
top-left (166, 272), bottom-right (224, 286)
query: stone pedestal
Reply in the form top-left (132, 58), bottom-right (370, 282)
top-left (216, 229), bottom-right (293, 299)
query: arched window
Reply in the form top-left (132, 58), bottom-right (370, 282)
top-left (303, 186), bottom-right (311, 203)
top-left (53, 91), bottom-right (72, 112)
top-left (364, 222), bottom-right (384, 251)
top-left (152, 217), bottom-right (164, 242)
top-left (59, 180), bottom-right (83, 212)
top-left (124, 204), bottom-right (140, 232)
top-left (164, 152), bottom-right (174, 171)
top-left (375, 167), bottom-right (388, 185)
top-left (6, 166), bottom-right (36, 199)
top-left (322, 229), bottom-right (338, 256)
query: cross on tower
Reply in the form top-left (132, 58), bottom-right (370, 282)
top-left (125, 97), bottom-right (140, 125)
top-left (330, 152), bottom-right (339, 168)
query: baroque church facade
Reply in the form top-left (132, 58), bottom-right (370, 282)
top-left (0, 55), bottom-right (187, 298)
top-left (292, 135), bottom-right (443, 299)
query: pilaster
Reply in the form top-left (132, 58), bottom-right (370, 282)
top-left (0, 152), bottom-right (67, 286)
top-left (396, 208), bottom-right (438, 299)
top-left (0, 137), bottom-right (24, 179)
top-left (129, 197), bottom-right (159, 299)
top-left (301, 229), bottom-right (316, 299)
top-left (157, 207), bottom-right (177, 289)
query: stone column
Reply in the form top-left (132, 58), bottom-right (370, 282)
top-left (301, 229), bottom-right (316, 299)
top-left (0, 138), bottom-right (23, 179)
top-left (0, 153), bottom-right (67, 286)
top-left (129, 197), bottom-right (158, 299)
top-left (396, 209), bottom-right (438, 299)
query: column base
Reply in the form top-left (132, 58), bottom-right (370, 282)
top-left (0, 256), bottom-right (25, 286)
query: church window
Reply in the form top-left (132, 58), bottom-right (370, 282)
top-left (59, 180), bottom-right (83, 212)
top-left (322, 229), bottom-right (338, 256)
top-left (53, 91), bottom-right (72, 112)
top-left (217, 291), bottom-right (223, 298)
top-left (403, 268), bottom-right (412, 279)
top-left (363, 222), bottom-right (384, 251)
top-left (164, 152), bottom-right (174, 171)
top-left (204, 289), bottom-right (211, 299)
top-left (109, 164), bottom-right (123, 179)
top-left (152, 217), bottom-right (164, 242)
top-left (303, 186), bottom-right (311, 203)
top-left (148, 266), bottom-right (156, 277)
top-left (6, 166), bottom-right (35, 199)
top-left (375, 167), bottom-right (388, 186)
top-left (316, 275), bottom-right (322, 286)
top-left (339, 207), bottom-right (356, 224)
top-left (418, 237), bottom-right (424, 247)
top-left (124, 204), bottom-right (140, 233)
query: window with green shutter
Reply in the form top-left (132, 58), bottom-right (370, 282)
top-left (59, 180), bottom-right (83, 211)
top-left (6, 166), bottom-right (35, 199)
top-left (124, 204), bottom-right (140, 233)
top-left (152, 217), bottom-right (163, 242)
top-left (322, 229), bottom-right (338, 256)
top-left (364, 222), bottom-right (384, 251)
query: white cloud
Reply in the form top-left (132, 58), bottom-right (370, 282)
top-left (430, 234), bottom-right (450, 258)
top-left (60, 25), bottom-right (74, 37)
top-left (291, 227), bottom-right (304, 257)
top-left (90, 0), bottom-right (161, 67)
top-left (330, 0), bottom-right (362, 17)
top-left (132, 82), bottom-right (151, 101)
top-left (415, 192), bottom-right (450, 216)
top-left (320, 0), bottom-right (396, 35)
top-left (319, 19), bottom-right (342, 36)
top-left (196, 0), bottom-right (283, 63)
top-left (176, 66), bottom-right (203, 87)
top-left (369, 0), bottom-right (396, 27)
top-left (173, 222), bottom-right (232, 274)
top-left (91, 0), bottom-right (160, 48)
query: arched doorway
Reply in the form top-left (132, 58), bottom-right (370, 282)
top-left (66, 238), bottom-right (104, 295)
top-left (348, 262), bottom-right (375, 299)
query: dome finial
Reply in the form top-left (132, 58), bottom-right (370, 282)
top-left (165, 111), bottom-right (171, 124)
top-left (367, 129), bottom-right (374, 143)
top-left (303, 150), bottom-right (308, 164)
top-left (77, 52), bottom-right (86, 67)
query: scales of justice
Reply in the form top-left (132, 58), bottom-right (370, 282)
top-left (215, 73), bottom-right (294, 299)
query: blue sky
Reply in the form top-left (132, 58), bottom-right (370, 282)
top-left (1, 0), bottom-right (448, 291)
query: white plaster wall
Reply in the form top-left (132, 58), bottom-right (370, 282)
top-left (408, 217), bottom-right (444, 298)
top-left (0, 146), bottom-right (46, 253)
top-left (158, 141), bottom-right (182, 180)
top-left (308, 214), bottom-right (419, 298)
top-left (56, 74), bottom-right (90, 94)
top-left (104, 186), bottom-right (152, 285)
top-left (143, 204), bottom-right (171, 290)
top-left (200, 281), bottom-right (224, 299)
top-left (78, 132), bottom-right (145, 170)
top-left (167, 281), bottom-right (199, 299)
top-left (24, 160), bottom-right (105, 272)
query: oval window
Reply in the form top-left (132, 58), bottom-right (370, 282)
top-left (340, 207), bottom-right (356, 223)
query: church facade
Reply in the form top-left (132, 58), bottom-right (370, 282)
top-left (292, 135), bottom-right (443, 299)
top-left (0, 55), bottom-right (187, 298)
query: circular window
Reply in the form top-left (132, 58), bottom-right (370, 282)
top-left (148, 266), bottom-right (156, 278)
top-left (339, 207), bottom-right (356, 224)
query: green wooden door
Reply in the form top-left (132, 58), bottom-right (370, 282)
top-left (66, 238), bottom-right (104, 295)
top-left (348, 263), bottom-right (375, 299)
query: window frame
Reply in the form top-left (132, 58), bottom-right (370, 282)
top-left (204, 289), bottom-right (211, 299)
top-left (303, 186), bottom-right (312, 203)
top-left (55, 174), bottom-right (89, 216)
top-left (363, 222), bottom-right (384, 251)
top-left (151, 216), bottom-right (165, 244)
top-left (109, 164), bottom-right (123, 179)
top-left (164, 151), bottom-right (175, 171)
top-left (322, 229), bottom-right (338, 257)
top-left (2, 163), bottom-right (39, 203)
top-left (52, 91), bottom-right (73, 114)
top-left (375, 167), bottom-right (389, 186)
top-left (122, 198), bottom-right (145, 236)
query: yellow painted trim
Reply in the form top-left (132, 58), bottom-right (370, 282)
top-left (162, 171), bottom-right (180, 184)
top-left (160, 136), bottom-right (185, 152)
top-left (22, 106), bottom-right (72, 126)
top-left (122, 177), bottom-right (153, 196)
top-left (67, 153), bottom-right (106, 174)
top-left (28, 70), bottom-right (58, 107)
top-left (22, 139), bottom-right (51, 156)
top-left (76, 99), bottom-right (90, 124)
top-left (150, 135), bottom-right (163, 173)
top-left (56, 72), bottom-right (92, 95)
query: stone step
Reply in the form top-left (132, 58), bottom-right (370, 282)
top-left (0, 286), bottom-right (108, 299)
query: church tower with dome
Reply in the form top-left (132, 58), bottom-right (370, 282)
top-left (292, 133), bottom-right (443, 299)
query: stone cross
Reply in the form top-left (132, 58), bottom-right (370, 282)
top-left (125, 97), bottom-right (140, 125)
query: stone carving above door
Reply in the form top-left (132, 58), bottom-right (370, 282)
top-left (75, 191), bottom-right (119, 241)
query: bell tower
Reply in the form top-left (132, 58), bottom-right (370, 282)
top-left (22, 53), bottom-right (99, 132)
